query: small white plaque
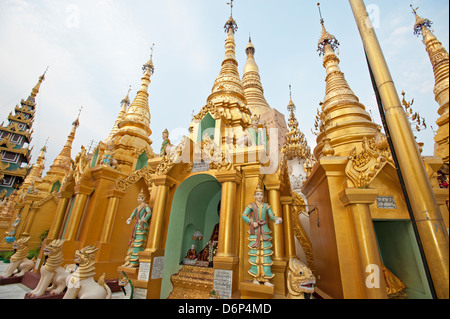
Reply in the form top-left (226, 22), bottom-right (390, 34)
top-left (214, 269), bottom-right (233, 299)
top-left (133, 287), bottom-right (147, 299)
top-left (192, 161), bottom-right (210, 172)
top-left (377, 196), bottom-right (397, 209)
top-left (138, 262), bottom-right (151, 281)
top-left (151, 256), bottom-right (164, 279)
top-left (35, 258), bottom-right (41, 270)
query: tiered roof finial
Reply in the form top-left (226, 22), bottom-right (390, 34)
top-left (282, 85), bottom-right (311, 161)
top-left (73, 106), bottom-right (82, 127)
top-left (30, 66), bottom-right (49, 99)
top-left (224, 0), bottom-right (238, 34)
top-left (410, 5), bottom-right (433, 36)
top-left (317, 3), bottom-right (340, 56)
top-left (122, 85), bottom-right (132, 106)
top-left (143, 44), bottom-right (155, 75)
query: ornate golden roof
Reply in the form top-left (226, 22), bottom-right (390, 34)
top-left (47, 114), bottom-right (80, 177)
top-left (117, 48), bottom-right (154, 143)
top-left (411, 6), bottom-right (449, 163)
top-left (281, 89), bottom-right (311, 161)
top-left (29, 67), bottom-right (48, 100)
top-left (242, 36), bottom-right (271, 117)
top-left (313, 5), bottom-right (378, 159)
top-left (208, 13), bottom-right (246, 106)
top-left (105, 87), bottom-right (131, 143)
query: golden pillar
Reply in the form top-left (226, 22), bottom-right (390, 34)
top-left (281, 196), bottom-right (296, 259)
top-left (145, 174), bottom-right (176, 252)
top-left (339, 188), bottom-right (387, 299)
top-left (349, 0), bottom-right (449, 299)
top-left (139, 174), bottom-right (175, 299)
top-left (214, 169), bottom-right (242, 297)
top-left (99, 189), bottom-right (126, 243)
top-left (20, 206), bottom-right (38, 238)
top-left (63, 183), bottom-right (94, 241)
top-left (47, 191), bottom-right (72, 240)
top-left (215, 169), bottom-right (242, 259)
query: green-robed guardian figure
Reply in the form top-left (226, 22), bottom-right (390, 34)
top-left (123, 189), bottom-right (152, 267)
top-left (241, 184), bottom-right (282, 287)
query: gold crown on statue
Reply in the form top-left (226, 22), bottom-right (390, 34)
top-left (254, 184), bottom-right (263, 194)
top-left (138, 188), bottom-right (146, 199)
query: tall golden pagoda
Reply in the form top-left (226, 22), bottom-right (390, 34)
top-left (411, 6), bottom-right (449, 168)
top-left (314, 17), bottom-right (378, 159)
top-left (1, 1), bottom-right (448, 301)
top-left (113, 51), bottom-right (155, 174)
top-left (242, 36), bottom-right (271, 117)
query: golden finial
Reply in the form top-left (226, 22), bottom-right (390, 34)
top-left (317, 2), bottom-right (324, 25)
top-left (122, 85), bottom-right (132, 105)
top-left (143, 44), bottom-right (155, 75)
top-left (317, 3), bottom-right (340, 56)
top-left (224, 0), bottom-right (238, 33)
top-left (30, 66), bottom-right (49, 99)
top-left (245, 33), bottom-right (255, 55)
top-left (72, 106), bottom-right (82, 127)
top-left (41, 137), bottom-right (50, 152)
top-left (288, 85), bottom-right (295, 111)
top-left (410, 5), bottom-right (433, 36)
top-left (227, 0), bottom-right (234, 16)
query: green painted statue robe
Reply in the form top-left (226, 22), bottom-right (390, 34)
top-left (241, 202), bottom-right (276, 282)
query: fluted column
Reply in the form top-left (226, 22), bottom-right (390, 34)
top-left (47, 191), bottom-right (72, 240)
top-left (339, 188), bottom-right (387, 299)
top-left (99, 189), bottom-right (126, 243)
top-left (63, 183), bottom-right (94, 241)
top-left (145, 175), bottom-right (176, 252)
top-left (280, 196), bottom-right (296, 259)
top-left (215, 169), bottom-right (242, 259)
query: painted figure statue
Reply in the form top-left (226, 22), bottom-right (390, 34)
top-left (100, 139), bottom-right (118, 168)
top-left (241, 185), bottom-right (282, 287)
top-left (160, 129), bottom-right (174, 156)
top-left (123, 189), bottom-right (152, 267)
top-left (4, 216), bottom-right (20, 243)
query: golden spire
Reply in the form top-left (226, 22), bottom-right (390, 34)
top-left (282, 86), bottom-right (311, 161)
top-left (208, 2), bottom-right (245, 105)
top-left (106, 86), bottom-right (131, 142)
top-left (242, 36), bottom-right (271, 117)
top-left (21, 141), bottom-right (47, 189)
top-left (411, 5), bottom-right (449, 164)
top-left (29, 67), bottom-right (48, 100)
top-left (117, 47), bottom-right (154, 142)
top-left (314, 3), bottom-right (378, 159)
top-left (47, 110), bottom-right (81, 176)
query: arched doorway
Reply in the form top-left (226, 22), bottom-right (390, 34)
top-left (160, 174), bottom-right (221, 298)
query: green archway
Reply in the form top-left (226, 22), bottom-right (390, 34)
top-left (160, 174), bottom-right (221, 299)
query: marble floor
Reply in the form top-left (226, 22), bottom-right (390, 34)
top-left (0, 262), bottom-right (125, 299)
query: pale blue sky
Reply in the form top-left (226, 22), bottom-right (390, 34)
top-left (0, 0), bottom-right (448, 173)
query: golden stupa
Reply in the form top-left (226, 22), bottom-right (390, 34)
top-left (0, 0), bottom-right (448, 300)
